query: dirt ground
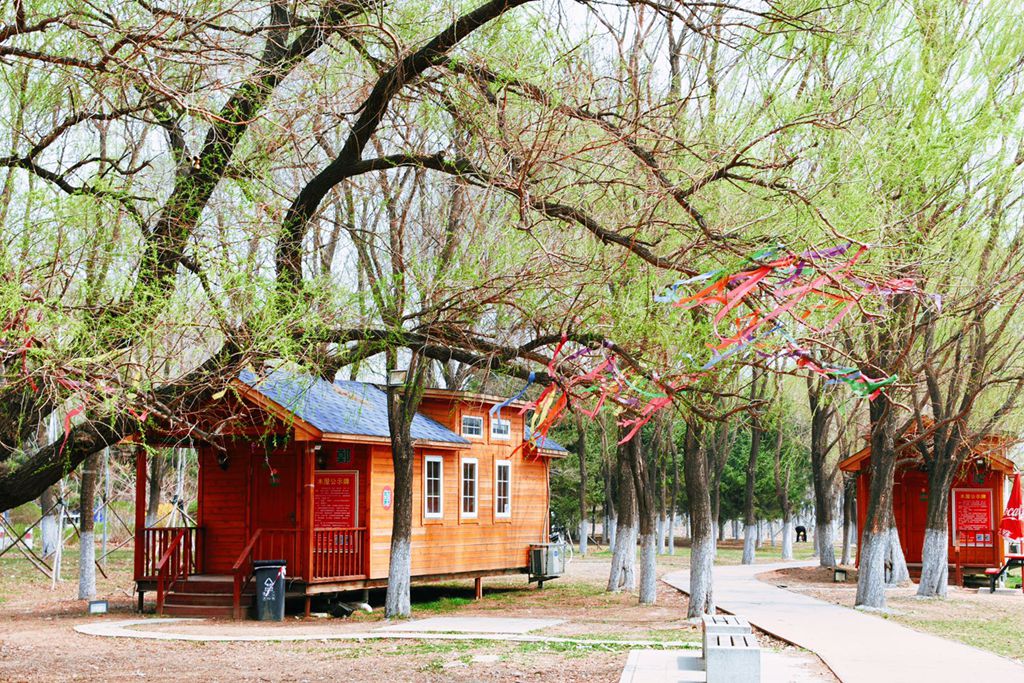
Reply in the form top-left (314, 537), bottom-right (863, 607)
top-left (0, 546), bottom-right (835, 682)
top-left (766, 566), bottom-right (1024, 663)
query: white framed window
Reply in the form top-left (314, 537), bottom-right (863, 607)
top-left (461, 415), bottom-right (484, 438)
top-left (495, 460), bottom-right (511, 518)
top-left (424, 455), bottom-right (443, 519)
top-left (490, 417), bottom-right (511, 440)
top-left (461, 457), bottom-right (478, 518)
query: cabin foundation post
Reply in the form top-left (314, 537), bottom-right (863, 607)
top-left (304, 595), bottom-right (311, 617)
top-left (137, 590), bottom-right (144, 614)
top-left (474, 577), bottom-right (483, 600)
top-left (360, 589), bottom-right (369, 603)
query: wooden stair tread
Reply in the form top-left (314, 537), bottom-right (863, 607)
top-left (162, 603), bottom-right (239, 618)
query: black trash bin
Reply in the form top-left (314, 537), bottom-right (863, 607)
top-left (253, 560), bottom-right (286, 621)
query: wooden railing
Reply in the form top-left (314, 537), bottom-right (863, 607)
top-left (952, 529), bottom-right (997, 585)
top-left (155, 528), bottom-right (196, 614)
top-left (312, 527), bottom-right (366, 581)
top-left (141, 527), bottom-right (202, 581)
top-left (232, 529), bottom-right (262, 620)
top-left (231, 528), bottom-right (301, 619)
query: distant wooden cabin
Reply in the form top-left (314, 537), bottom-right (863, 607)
top-left (132, 370), bottom-right (566, 618)
top-left (839, 426), bottom-right (1017, 583)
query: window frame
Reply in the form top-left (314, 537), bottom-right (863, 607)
top-left (460, 457), bottom-right (479, 519)
top-left (461, 415), bottom-right (484, 439)
top-left (490, 416), bottom-right (511, 441)
top-left (495, 459), bottom-right (512, 518)
top-left (423, 455), bottom-right (444, 520)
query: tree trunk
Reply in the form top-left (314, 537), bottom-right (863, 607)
top-left (886, 511), bottom-right (910, 586)
top-left (917, 460), bottom-right (956, 596)
top-left (657, 444), bottom-right (668, 555)
top-left (625, 425), bottom-right (658, 605)
top-left (742, 375), bottom-right (763, 565)
top-left (575, 414), bottom-right (588, 557)
top-left (384, 352), bottom-right (427, 619)
top-left (608, 445), bottom-right (637, 592)
top-left (808, 380), bottom-right (839, 568)
top-left (39, 486), bottom-right (59, 559)
top-left (669, 438), bottom-right (679, 555)
top-left (145, 452), bottom-right (165, 528)
top-left (817, 519), bottom-right (836, 568)
top-left (855, 395), bottom-right (898, 608)
top-left (78, 453), bottom-right (98, 600)
top-left (842, 475), bottom-right (856, 566)
top-left (781, 516), bottom-right (794, 560)
top-left (683, 422), bottom-right (715, 617)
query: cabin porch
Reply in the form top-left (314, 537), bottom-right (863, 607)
top-left (133, 438), bottom-right (372, 618)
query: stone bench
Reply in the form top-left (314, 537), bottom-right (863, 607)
top-left (703, 625), bottom-right (761, 682)
top-left (701, 614), bottom-right (751, 654)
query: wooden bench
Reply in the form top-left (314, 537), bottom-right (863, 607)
top-left (985, 554), bottom-right (1024, 593)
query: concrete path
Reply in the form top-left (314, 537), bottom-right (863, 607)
top-left (376, 616), bottom-right (562, 634)
top-left (619, 649), bottom-right (829, 683)
top-left (663, 561), bottom-right (1024, 683)
top-left (74, 618), bottom-right (698, 648)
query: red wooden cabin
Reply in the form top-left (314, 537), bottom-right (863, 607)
top-left (132, 369), bottom-right (566, 618)
top-left (840, 428), bottom-right (1017, 583)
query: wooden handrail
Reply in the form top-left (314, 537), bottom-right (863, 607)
top-left (232, 529), bottom-right (263, 572)
top-left (232, 529), bottom-right (263, 620)
top-left (155, 528), bottom-right (189, 615)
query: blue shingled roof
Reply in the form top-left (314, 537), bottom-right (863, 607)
top-left (238, 369), bottom-right (469, 445)
top-left (525, 426), bottom-right (568, 452)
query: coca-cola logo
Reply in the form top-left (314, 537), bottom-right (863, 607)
top-left (1006, 506), bottom-right (1024, 518)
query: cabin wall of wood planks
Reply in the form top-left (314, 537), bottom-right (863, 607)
top-left (367, 399), bottom-right (549, 579)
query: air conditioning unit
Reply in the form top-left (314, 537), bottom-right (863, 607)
top-left (529, 543), bottom-right (565, 584)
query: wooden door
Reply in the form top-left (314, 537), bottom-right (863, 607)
top-left (198, 444), bottom-right (249, 573)
top-left (900, 474), bottom-right (929, 564)
top-left (252, 450), bottom-right (300, 571)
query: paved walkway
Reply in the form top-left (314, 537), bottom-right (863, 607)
top-left (74, 617), bottom-right (698, 648)
top-left (663, 561), bottom-right (1024, 683)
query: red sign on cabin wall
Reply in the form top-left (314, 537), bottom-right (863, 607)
top-left (953, 488), bottom-right (993, 547)
top-left (314, 471), bottom-right (359, 528)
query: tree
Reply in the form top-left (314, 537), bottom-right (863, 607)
top-left (742, 371), bottom-right (765, 564)
top-left (683, 419), bottom-right (715, 617)
top-left (78, 453), bottom-right (98, 599)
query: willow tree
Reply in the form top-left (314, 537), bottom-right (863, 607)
top-left (798, 0), bottom-right (1024, 606)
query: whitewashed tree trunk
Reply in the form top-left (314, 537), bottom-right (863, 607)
top-left (688, 530), bottom-right (715, 618)
top-left (607, 512), bottom-right (617, 550)
top-left (78, 453), bottom-right (98, 600)
top-left (656, 515), bottom-right (664, 555)
top-left (608, 520), bottom-right (637, 592)
top-left (855, 530), bottom-right (888, 608)
top-left (39, 487), bottom-right (58, 559)
top-left (384, 536), bottom-right (411, 616)
top-left (818, 521), bottom-right (837, 567)
top-left (781, 520), bottom-right (794, 560)
top-left (742, 524), bottom-right (756, 564)
top-left (916, 528), bottom-right (948, 597)
top-left (639, 531), bottom-right (657, 604)
top-left (668, 510), bottom-right (676, 555)
top-left (886, 525), bottom-right (910, 586)
top-left (841, 521), bottom-right (855, 566)
top-left (578, 520), bottom-right (588, 557)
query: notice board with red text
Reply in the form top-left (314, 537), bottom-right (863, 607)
top-left (314, 470), bottom-right (359, 528)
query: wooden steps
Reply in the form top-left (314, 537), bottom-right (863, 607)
top-left (162, 575), bottom-right (252, 619)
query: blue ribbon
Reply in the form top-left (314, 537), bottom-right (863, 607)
top-left (490, 371), bottom-right (535, 419)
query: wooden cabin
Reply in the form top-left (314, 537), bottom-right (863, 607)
top-left (839, 427), bottom-right (1017, 583)
top-left (132, 369), bottom-right (566, 618)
